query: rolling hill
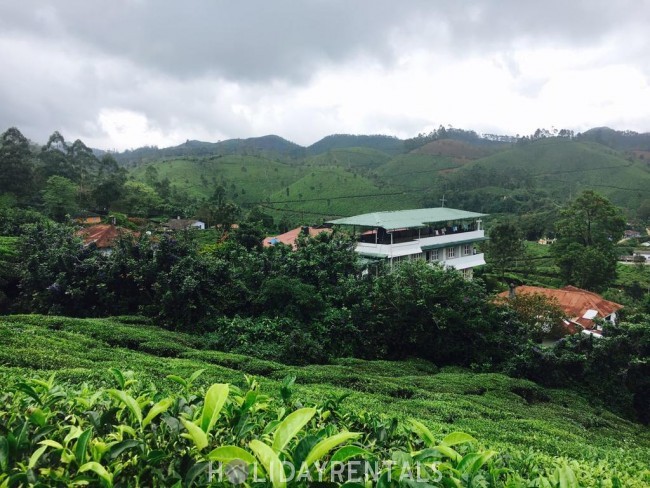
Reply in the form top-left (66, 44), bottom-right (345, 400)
top-left (461, 138), bottom-right (650, 210)
top-left (264, 166), bottom-right (420, 221)
top-left (127, 131), bottom-right (650, 226)
top-left (307, 134), bottom-right (404, 156)
top-left (131, 154), bottom-right (308, 204)
top-left (304, 147), bottom-right (394, 170)
top-left (116, 135), bottom-right (306, 166)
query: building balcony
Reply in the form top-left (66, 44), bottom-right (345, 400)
top-left (355, 229), bottom-right (486, 258)
top-left (438, 253), bottom-right (486, 270)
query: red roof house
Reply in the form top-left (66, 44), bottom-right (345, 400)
top-left (76, 224), bottom-right (138, 251)
top-left (263, 226), bottom-right (332, 250)
top-left (497, 285), bottom-right (623, 337)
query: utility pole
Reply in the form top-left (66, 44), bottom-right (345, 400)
top-left (440, 195), bottom-right (446, 208)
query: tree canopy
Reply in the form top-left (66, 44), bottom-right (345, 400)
top-left (552, 190), bottom-right (625, 291)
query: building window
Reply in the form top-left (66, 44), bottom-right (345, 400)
top-left (463, 244), bottom-right (472, 256)
top-left (411, 252), bottom-right (424, 261)
top-left (462, 268), bottom-right (473, 279)
top-left (446, 247), bottom-right (455, 259)
top-left (428, 249), bottom-right (440, 261)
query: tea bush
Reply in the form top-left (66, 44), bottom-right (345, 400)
top-left (1, 315), bottom-right (649, 486)
top-left (1, 370), bottom-right (640, 487)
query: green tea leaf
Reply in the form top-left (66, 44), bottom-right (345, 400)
top-left (301, 432), bottom-right (361, 474)
top-left (107, 389), bottom-right (143, 425)
top-left (28, 408), bottom-right (47, 427)
top-left (166, 375), bottom-right (188, 388)
top-left (39, 439), bottom-right (64, 450)
top-left (441, 432), bottom-right (477, 447)
top-left (28, 444), bottom-right (48, 469)
top-left (249, 439), bottom-right (286, 488)
top-left (207, 445), bottom-right (256, 465)
top-left (556, 463), bottom-right (579, 488)
top-left (185, 461), bottom-right (210, 487)
top-left (413, 448), bottom-right (444, 462)
top-left (64, 425), bottom-right (83, 446)
top-left (15, 382), bottom-right (42, 405)
top-left (201, 384), bottom-right (229, 434)
top-left (181, 419), bottom-right (208, 451)
top-left (108, 368), bottom-right (125, 389)
top-left (74, 428), bottom-right (92, 466)
top-left (189, 369), bottom-right (206, 384)
top-left (433, 445), bottom-right (462, 463)
top-left (142, 398), bottom-right (173, 429)
top-left (0, 436), bottom-right (8, 472)
top-left (409, 419), bottom-right (436, 447)
top-left (79, 461), bottom-right (114, 487)
top-left (108, 439), bottom-right (141, 460)
top-left (272, 407), bottom-right (316, 453)
top-left (330, 445), bottom-right (372, 465)
top-left (457, 450), bottom-right (496, 475)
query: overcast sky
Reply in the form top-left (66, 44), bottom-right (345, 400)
top-left (1, 1), bottom-right (649, 151)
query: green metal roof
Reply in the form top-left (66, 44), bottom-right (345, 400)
top-left (328, 208), bottom-right (487, 231)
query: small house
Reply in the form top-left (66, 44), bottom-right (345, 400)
top-left (164, 218), bottom-right (206, 231)
top-left (76, 224), bottom-right (139, 255)
top-left (73, 211), bottom-right (102, 225)
top-left (498, 285), bottom-right (623, 337)
top-left (263, 226), bottom-right (332, 250)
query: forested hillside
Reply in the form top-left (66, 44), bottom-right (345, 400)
top-left (1, 124), bottom-right (650, 486)
top-left (123, 129), bottom-right (650, 230)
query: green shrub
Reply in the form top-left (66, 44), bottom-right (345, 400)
top-left (1, 370), bottom-right (634, 487)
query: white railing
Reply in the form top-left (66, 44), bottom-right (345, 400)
top-left (438, 253), bottom-right (486, 270)
top-left (355, 230), bottom-right (485, 258)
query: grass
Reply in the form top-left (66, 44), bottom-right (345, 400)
top-left (0, 314), bottom-right (648, 484)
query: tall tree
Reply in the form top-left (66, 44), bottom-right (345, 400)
top-left (118, 181), bottom-right (162, 217)
top-left (42, 176), bottom-right (78, 221)
top-left (38, 131), bottom-right (77, 183)
top-left (552, 191), bottom-right (625, 291)
top-left (0, 127), bottom-right (34, 199)
top-left (485, 221), bottom-right (526, 278)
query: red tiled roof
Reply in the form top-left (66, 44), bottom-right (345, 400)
top-left (76, 225), bottom-right (138, 248)
top-left (263, 226), bottom-right (333, 250)
top-left (497, 285), bottom-right (623, 331)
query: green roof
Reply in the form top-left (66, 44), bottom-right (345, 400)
top-left (328, 208), bottom-right (487, 231)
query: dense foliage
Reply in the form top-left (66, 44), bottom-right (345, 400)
top-left (551, 190), bottom-right (626, 291)
top-left (508, 316), bottom-right (650, 424)
top-left (3, 367), bottom-right (634, 487)
top-left (1, 313), bottom-right (649, 486)
top-left (11, 223), bottom-right (531, 368)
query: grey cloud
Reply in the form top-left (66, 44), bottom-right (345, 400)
top-left (0, 0), bottom-right (649, 149)
top-left (1, 1), bottom-right (647, 84)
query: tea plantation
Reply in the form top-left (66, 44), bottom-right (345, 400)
top-left (1, 315), bottom-right (649, 486)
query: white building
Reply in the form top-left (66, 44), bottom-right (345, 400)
top-left (328, 207), bottom-right (487, 278)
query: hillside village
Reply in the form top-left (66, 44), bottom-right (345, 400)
top-left (1, 126), bottom-right (650, 486)
top-left (3, 2), bottom-right (650, 485)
